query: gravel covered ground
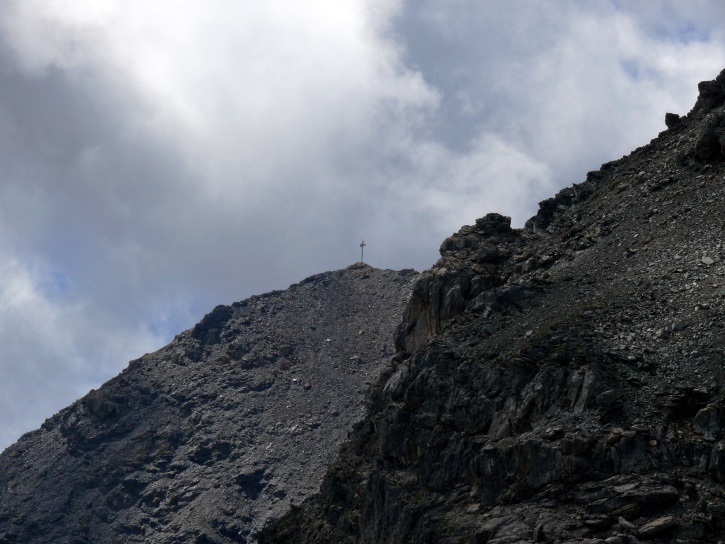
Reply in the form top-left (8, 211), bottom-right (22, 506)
top-left (0, 263), bottom-right (416, 543)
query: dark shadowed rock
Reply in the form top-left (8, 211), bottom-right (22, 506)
top-left (692, 68), bottom-right (725, 114)
top-left (638, 515), bottom-right (677, 539)
top-left (664, 112), bottom-right (680, 128)
top-left (260, 69), bottom-right (725, 544)
top-left (694, 113), bottom-right (725, 163)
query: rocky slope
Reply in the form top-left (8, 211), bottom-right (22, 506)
top-left (0, 264), bottom-right (417, 544)
top-left (259, 72), bottom-right (725, 542)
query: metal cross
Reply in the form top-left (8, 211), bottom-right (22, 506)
top-left (360, 239), bottom-right (366, 263)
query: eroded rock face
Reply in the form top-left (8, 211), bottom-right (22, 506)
top-left (692, 68), bottom-right (725, 114)
top-left (396, 214), bottom-right (538, 357)
top-left (0, 264), bottom-right (416, 544)
top-left (260, 70), bottom-right (725, 544)
top-left (694, 113), bottom-right (725, 163)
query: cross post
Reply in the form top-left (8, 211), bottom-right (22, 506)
top-left (360, 239), bottom-right (366, 263)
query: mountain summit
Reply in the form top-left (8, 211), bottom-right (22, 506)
top-left (0, 264), bottom-right (417, 543)
top-left (2, 68), bottom-right (725, 544)
top-left (259, 71), bottom-right (724, 543)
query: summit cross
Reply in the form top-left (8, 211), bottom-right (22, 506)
top-left (360, 239), bottom-right (366, 264)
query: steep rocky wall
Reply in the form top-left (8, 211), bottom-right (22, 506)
top-left (395, 213), bottom-right (529, 357)
top-left (260, 70), bottom-right (725, 544)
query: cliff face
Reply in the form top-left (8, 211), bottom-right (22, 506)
top-left (0, 264), bottom-right (417, 544)
top-left (260, 72), bottom-right (725, 543)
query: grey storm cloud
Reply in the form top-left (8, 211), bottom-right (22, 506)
top-left (0, 0), bottom-right (724, 450)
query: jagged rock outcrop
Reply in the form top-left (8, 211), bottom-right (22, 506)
top-left (0, 264), bottom-right (417, 544)
top-left (260, 71), bottom-right (725, 543)
top-left (692, 68), bottom-right (725, 114)
top-left (396, 213), bottom-right (527, 357)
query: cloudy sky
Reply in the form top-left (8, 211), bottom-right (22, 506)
top-left (1, 0), bottom-right (724, 451)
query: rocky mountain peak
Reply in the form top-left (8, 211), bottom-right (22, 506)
top-left (692, 68), bottom-right (725, 114)
top-left (260, 68), bottom-right (725, 544)
top-left (2, 66), bottom-right (724, 544)
top-left (0, 264), bottom-right (417, 543)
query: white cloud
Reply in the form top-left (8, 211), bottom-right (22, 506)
top-left (0, 253), bottom-right (160, 448)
